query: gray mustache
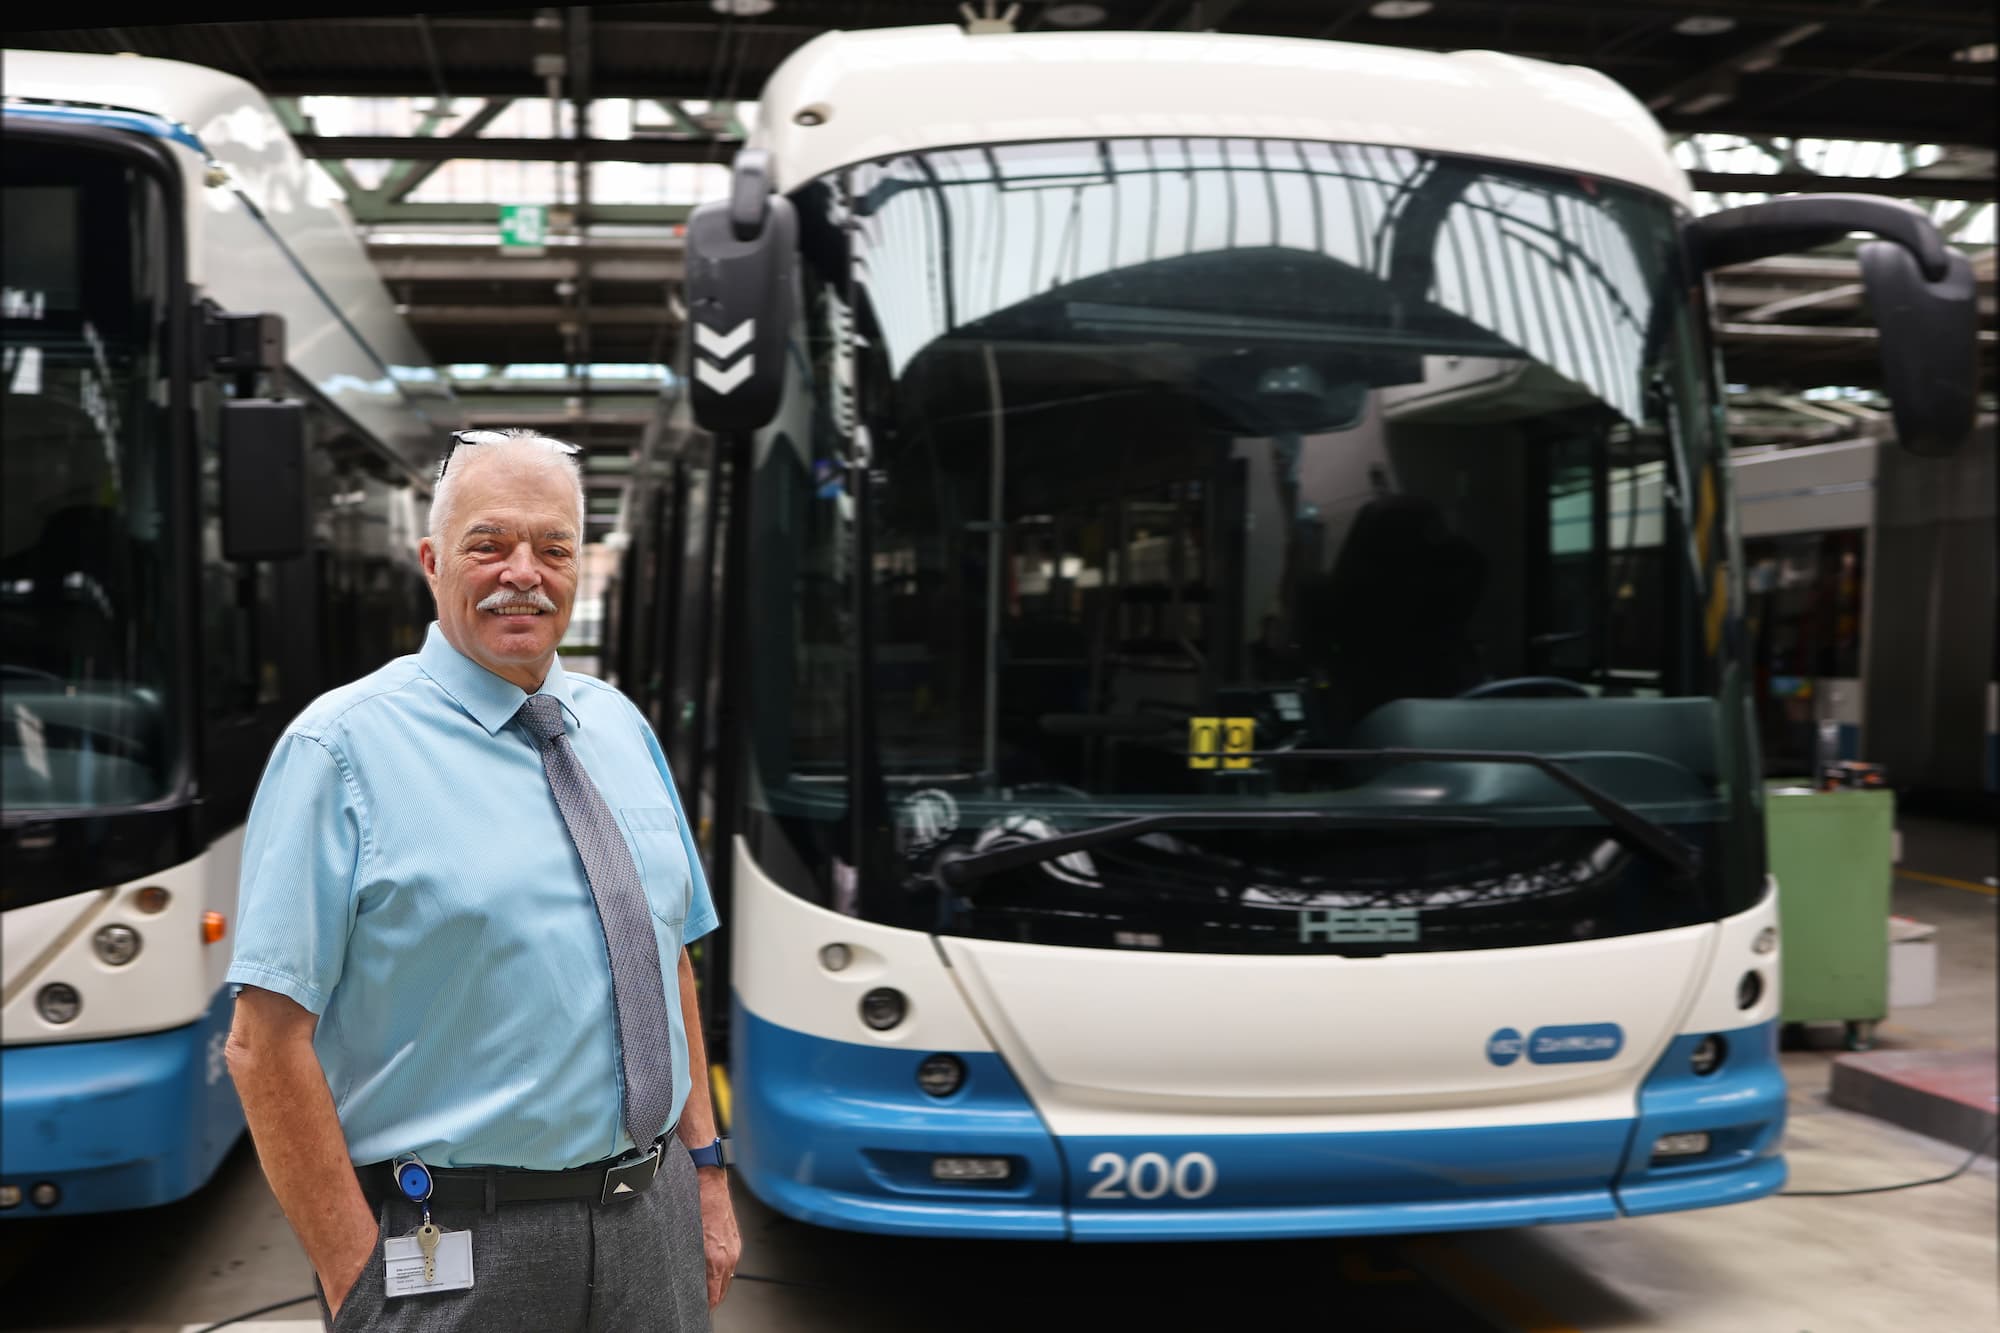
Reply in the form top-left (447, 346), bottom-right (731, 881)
top-left (477, 588), bottom-right (559, 612)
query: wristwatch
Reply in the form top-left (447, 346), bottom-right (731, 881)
top-left (688, 1136), bottom-right (728, 1169)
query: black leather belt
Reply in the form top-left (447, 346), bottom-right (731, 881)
top-left (357, 1137), bottom-right (670, 1213)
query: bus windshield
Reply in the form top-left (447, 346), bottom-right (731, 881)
top-left (744, 138), bottom-right (1754, 954)
top-left (2, 139), bottom-right (180, 813)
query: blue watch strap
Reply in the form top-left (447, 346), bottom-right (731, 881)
top-left (688, 1136), bottom-right (727, 1168)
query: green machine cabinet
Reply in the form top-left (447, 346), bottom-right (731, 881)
top-left (1764, 782), bottom-right (1896, 1049)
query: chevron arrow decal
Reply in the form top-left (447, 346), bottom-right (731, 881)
top-left (694, 319), bottom-right (755, 362)
top-left (695, 355), bottom-right (755, 395)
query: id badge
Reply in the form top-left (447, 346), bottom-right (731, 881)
top-left (384, 1229), bottom-right (474, 1298)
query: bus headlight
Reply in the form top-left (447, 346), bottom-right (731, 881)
top-left (94, 924), bottom-right (142, 966)
top-left (1753, 925), bottom-right (1777, 954)
top-left (860, 988), bottom-right (907, 1031)
top-left (35, 983), bottom-right (81, 1025)
top-left (917, 1053), bottom-right (965, 1097)
top-left (820, 943), bottom-right (852, 972)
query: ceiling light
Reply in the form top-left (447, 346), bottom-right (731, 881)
top-left (710, 0), bottom-right (776, 14)
top-left (1954, 42), bottom-right (1997, 63)
top-left (1673, 16), bottom-right (1738, 36)
top-left (1369, 1), bottom-right (1434, 17)
top-left (1043, 2), bottom-right (1105, 25)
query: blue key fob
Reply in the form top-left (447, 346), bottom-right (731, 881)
top-left (392, 1154), bottom-right (433, 1204)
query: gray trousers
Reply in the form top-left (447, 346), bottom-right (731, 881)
top-left (318, 1146), bottom-right (710, 1332)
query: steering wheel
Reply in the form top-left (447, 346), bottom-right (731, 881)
top-left (1457, 676), bottom-right (1592, 700)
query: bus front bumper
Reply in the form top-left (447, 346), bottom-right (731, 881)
top-left (730, 1000), bottom-right (1786, 1241)
top-left (1, 993), bottom-right (243, 1217)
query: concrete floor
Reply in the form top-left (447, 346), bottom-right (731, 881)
top-left (4, 818), bottom-right (1992, 1332)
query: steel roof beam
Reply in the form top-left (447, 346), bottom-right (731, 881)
top-left (381, 99), bottom-right (518, 204)
top-left (1659, 111), bottom-right (1994, 148)
top-left (1685, 170), bottom-right (1998, 202)
top-left (1498, 0), bottom-right (1993, 39)
top-left (405, 304), bottom-right (676, 325)
top-left (373, 255), bottom-right (681, 282)
top-left (294, 135), bottom-right (739, 163)
top-left (460, 406), bottom-right (653, 427)
top-left (1719, 322), bottom-right (1999, 344)
top-left (348, 202), bottom-right (691, 225)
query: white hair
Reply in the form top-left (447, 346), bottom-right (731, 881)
top-left (429, 429), bottom-right (587, 541)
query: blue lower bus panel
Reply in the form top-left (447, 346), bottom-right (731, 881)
top-left (730, 999), bottom-right (1071, 1238)
top-left (1, 990), bottom-right (245, 1217)
top-left (1615, 1022), bottom-right (1788, 1216)
top-left (731, 999), bottom-right (1786, 1240)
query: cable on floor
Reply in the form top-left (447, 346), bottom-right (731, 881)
top-left (1779, 1123), bottom-right (1997, 1197)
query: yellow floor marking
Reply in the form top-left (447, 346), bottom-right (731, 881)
top-left (1897, 868), bottom-right (1998, 897)
top-left (710, 1064), bottom-right (734, 1132)
top-left (1401, 1237), bottom-right (1582, 1333)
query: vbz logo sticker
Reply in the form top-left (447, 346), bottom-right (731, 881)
top-left (1487, 1023), bottom-right (1622, 1066)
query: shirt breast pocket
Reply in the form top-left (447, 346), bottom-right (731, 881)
top-left (616, 806), bottom-right (690, 929)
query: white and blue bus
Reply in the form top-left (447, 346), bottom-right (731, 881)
top-left (2, 51), bottom-right (454, 1216)
top-left (1732, 427), bottom-right (1997, 803)
top-left (609, 24), bottom-right (1979, 1240)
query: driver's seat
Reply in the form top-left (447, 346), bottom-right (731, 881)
top-left (1315, 493), bottom-right (1487, 721)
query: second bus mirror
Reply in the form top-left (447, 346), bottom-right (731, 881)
top-left (220, 399), bottom-right (309, 562)
top-left (1685, 194), bottom-right (1977, 458)
top-left (1855, 239), bottom-right (1977, 458)
top-left (684, 149), bottom-right (798, 434)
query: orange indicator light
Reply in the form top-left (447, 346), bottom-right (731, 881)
top-left (201, 911), bottom-right (227, 944)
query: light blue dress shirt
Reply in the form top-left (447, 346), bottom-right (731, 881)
top-left (227, 623), bottom-right (718, 1169)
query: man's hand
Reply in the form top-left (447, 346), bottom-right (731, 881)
top-left (697, 1166), bottom-right (741, 1308)
top-left (674, 949), bottom-right (740, 1307)
top-left (322, 1228), bottom-right (377, 1321)
top-left (226, 987), bottom-right (379, 1322)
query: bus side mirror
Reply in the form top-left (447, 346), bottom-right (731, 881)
top-left (1685, 194), bottom-right (1977, 458)
top-left (220, 398), bottom-right (309, 562)
top-left (684, 148), bottom-right (797, 434)
top-left (1855, 239), bottom-right (1976, 457)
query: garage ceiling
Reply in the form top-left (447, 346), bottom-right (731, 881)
top-left (12, 2), bottom-right (1995, 533)
top-left (17, 3), bottom-right (1998, 143)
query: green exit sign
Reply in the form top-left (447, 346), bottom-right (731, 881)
top-left (498, 204), bottom-right (548, 252)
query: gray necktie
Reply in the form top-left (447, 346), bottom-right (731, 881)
top-left (516, 694), bottom-right (673, 1157)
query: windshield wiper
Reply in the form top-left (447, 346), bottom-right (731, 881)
top-left (936, 810), bottom-right (1494, 888)
top-left (1252, 748), bottom-right (1699, 879)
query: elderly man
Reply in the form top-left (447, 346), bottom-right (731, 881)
top-left (224, 428), bottom-right (739, 1331)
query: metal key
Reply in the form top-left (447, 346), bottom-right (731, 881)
top-left (415, 1214), bottom-right (441, 1284)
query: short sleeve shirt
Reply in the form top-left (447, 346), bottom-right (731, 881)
top-left (227, 623), bottom-right (718, 1169)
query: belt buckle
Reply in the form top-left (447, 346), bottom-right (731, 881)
top-left (600, 1144), bottom-right (661, 1204)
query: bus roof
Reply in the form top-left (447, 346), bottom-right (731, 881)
top-left (3, 49), bottom-right (455, 477)
top-left (751, 25), bottom-right (1692, 207)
